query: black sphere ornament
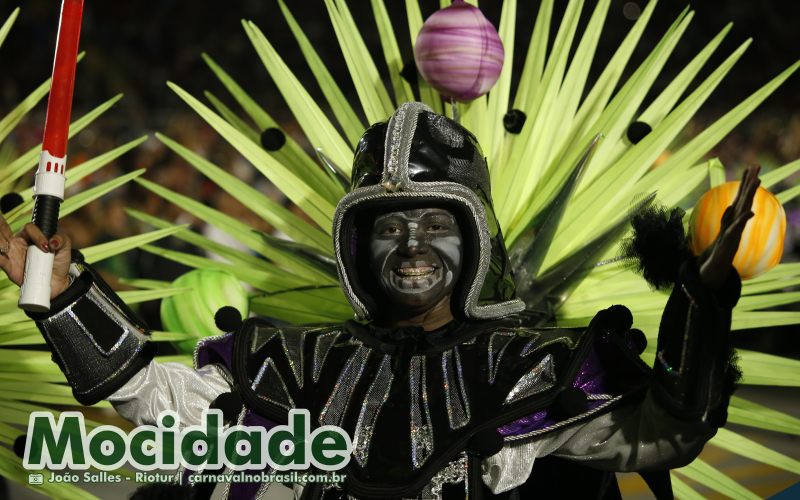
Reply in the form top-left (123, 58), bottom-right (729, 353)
top-left (627, 328), bottom-right (648, 355)
top-left (211, 391), bottom-right (243, 423)
top-left (550, 387), bottom-right (588, 420)
top-left (260, 128), bottom-right (286, 151)
top-left (0, 192), bottom-right (24, 214)
top-left (467, 428), bottom-right (504, 457)
top-left (400, 59), bottom-right (418, 85)
top-left (627, 121), bottom-right (652, 144)
top-left (503, 109), bottom-right (526, 134)
top-left (597, 304), bottom-right (633, 334)
top-left (214, 306), bottom-right (243, 332)
top-left (13, 435), bottom-right (26, 458)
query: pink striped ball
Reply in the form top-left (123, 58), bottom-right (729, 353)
top-left (414, 0), bottom-right (504, 101)
top-left (689, 182), bottom-right (786, 280)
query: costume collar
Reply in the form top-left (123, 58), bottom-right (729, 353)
top-left (344, 317), bottom-right (521, 355)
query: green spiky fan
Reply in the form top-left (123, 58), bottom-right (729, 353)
top-left (0, 7), bottom-right (202, 499)
top-left (129, 0), bottom-right (798, 498)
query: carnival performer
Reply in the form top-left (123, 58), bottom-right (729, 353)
top-left (0, 103), bottom-right (759, 499)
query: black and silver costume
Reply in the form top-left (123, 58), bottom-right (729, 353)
top-left (28, 103), bottom-right (741, 499)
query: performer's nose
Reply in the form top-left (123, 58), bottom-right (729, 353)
top-left (401, 235), bottom-right (428, 256)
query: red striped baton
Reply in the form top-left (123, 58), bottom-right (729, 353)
top-left (19, 0), bottom-right (84, 312)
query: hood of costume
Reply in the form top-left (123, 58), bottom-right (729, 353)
top-left (333, 101), bottom-right (525, 321)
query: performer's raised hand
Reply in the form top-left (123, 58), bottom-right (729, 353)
top-left (698, 165), bottom-right (761, 290)
top-left (0, 213), bottom-right (72, 299)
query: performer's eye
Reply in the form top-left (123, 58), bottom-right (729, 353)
top-left (382, 226), bottom-right (402, 235)
top-left (426, 217), bottom-right (454, 232)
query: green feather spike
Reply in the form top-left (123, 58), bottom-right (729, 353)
top-left (522, 192), bottom-right (656, 313)
top-left (511, 134), bottom-right (602, 282)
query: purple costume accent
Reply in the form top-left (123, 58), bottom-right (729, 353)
top-left (228, 411), bottom-right (281, 499)
top-left (497, 409), bottom-right (550, 437)
top-left (228, 476), bottom-right (263, 500)
top-left (196, 333), bottom-right (281, 499)
top-left (195, 333), bottom-right (236, 369)
top-left (497, 335), bottom-right (618, 437)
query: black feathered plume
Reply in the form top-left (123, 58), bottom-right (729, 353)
top-left (621, 204), bottom-right (693, 290)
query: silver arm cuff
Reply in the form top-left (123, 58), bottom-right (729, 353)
top-left (109, 362), bottom-right (231, 427)
top-left (29, 265), bottom-right (156, 405)
top-left (482, 429), bottom-right (569, 493)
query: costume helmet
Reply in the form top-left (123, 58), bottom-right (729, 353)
top-left (333, 102), bottom-right (524, 321)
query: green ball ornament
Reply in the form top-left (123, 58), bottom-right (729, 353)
top-left (160, 269), bottom-right (249, 354)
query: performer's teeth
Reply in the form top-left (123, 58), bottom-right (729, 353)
top-left (396, 266), bottom-right (434, 277)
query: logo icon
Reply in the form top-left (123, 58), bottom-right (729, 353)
top-left (28, 473), bottom-right (43, 485)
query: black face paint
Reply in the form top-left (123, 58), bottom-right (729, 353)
top-left (369, 208), bottom-right (463, 315)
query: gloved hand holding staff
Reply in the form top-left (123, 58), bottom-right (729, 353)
top-left (17, 0), bottom-right (83, 312)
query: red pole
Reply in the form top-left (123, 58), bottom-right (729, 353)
top-left (42, 0), bottom-right (83, 158)
top-left (19, 0), bottom-right (84, 312)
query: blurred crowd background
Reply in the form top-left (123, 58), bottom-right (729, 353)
top-left (2, 0), bottom-right (799, 342)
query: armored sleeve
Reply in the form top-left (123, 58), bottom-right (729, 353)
top-left (108, 361), bottom-right (231, 427)
top-left (26, 254), bottom-right (157, 405)
top-left (551, 258), bottom-right (741, 470)
top-left (26, 252), bottom-right (233, 423)
top-left (483, 259), bottom-right (741, 492)
top-left (482, 391), bottom-right (714, 493)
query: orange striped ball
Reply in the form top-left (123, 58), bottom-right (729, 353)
top-left (689, 181), bottom-right (785, 279)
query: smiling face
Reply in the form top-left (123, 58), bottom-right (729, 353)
top-left (368, 208), bottom-right (463, 316)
